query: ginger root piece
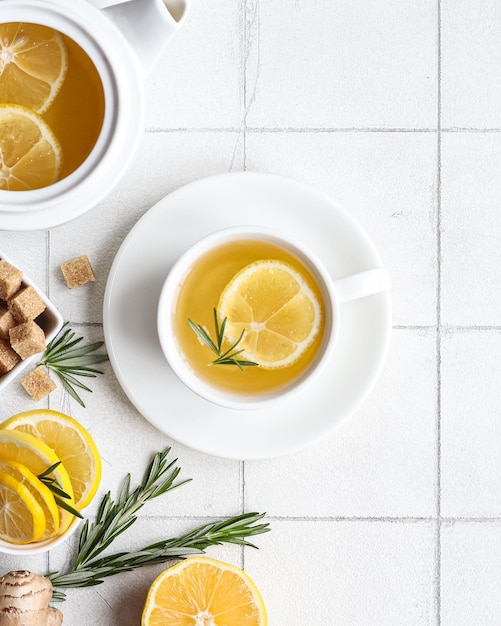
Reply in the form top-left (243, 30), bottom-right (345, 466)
top-left (0, 571), bottom-right (63, 625)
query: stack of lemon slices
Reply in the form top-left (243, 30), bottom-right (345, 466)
top-left (0, 409), bottom-right (101, 545)
top-left (0, 23), bottom-right (67, 190)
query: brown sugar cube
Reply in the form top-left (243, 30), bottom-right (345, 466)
top-left (21, 365), bottom-right (56, 402)
top-left (0, 338), bottom-right (21, 374)
top-left (0, 259), bottom-right (23, 301)
top-left (8, 285), bottom-right (46, 322)
top-left (60, 255), bottom-right (95, 289)
top-left (0, 302), bottom-right (16, 339)
top-left (9, 320), bottom-right (46, 360)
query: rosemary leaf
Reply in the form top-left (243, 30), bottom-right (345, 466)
top-left (47, 449), bottom-right (270, 601)
top-left (188, 309), bottom-right (258, 369)
top-left (37, 463), bottom-right (83, 519)
top-left (53, 496), bottom-right (84, 519)
top-left (187, 320), bottom-right (219, 353)
top-left (49, 512), bottom-right (269, 598)
top-left (38, 322), bottom-right (108, 408)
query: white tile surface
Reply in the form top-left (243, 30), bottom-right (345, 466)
top-left (441, 330), bottom-right (501, 518)
top-left (144, 0), bottom-right (243, 129)
top-left (245, 329), bottom-right (437, 518)
top-left (441, 133), bottom-right (501, 326)
top-left (246, 520), bottom-right (437, 625)
top-left (0, 0), bottom-right (500, 624)
top-left (441, 522), bottom-right (501, 625)
top-left (245, 0), bottom-right (438, 129)
top-left (441, 0), bottom-right (501, 129)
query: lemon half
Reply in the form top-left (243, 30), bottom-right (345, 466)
top-left (142, 557), bottom-right (267, 626)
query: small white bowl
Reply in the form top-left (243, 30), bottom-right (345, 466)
top-left (0, 516), bottom-right (80, 555)
top-left (0, 250), bottom-right (64, 394)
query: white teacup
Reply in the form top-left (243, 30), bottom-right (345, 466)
top-left (157, 226), bottom-right (391, 410)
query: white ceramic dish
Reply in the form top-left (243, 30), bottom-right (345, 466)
top-left (0, 250), bottom-right (64, 393)
top-left (0, 517), bottom-right (80, 556)
top-left (103, 172), bottom-right (392, 460)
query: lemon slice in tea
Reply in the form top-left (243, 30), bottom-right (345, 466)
top-left (0, 22), bottom-right (68, 114)
top-left (0, 104), bottom-right (62, 190)
top-left (218, 259), bottom-right (322, 368)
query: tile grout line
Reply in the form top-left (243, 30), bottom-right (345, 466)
top-left (144, 126), bottom-right (501, 134)
top-left (436, 0), bottom-right (443, 622)
top-left (145, 514), bottom-right (501, 523)
top-left (395, 325), bottom-right (501, 332)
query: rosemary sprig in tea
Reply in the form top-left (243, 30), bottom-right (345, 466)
top-left (38, 462), bottom-right (83, 519)
top-left (48, 448), bottom-right (270, 600)
top-left (188, 309), bottom-right (258, 369)
top-left (38, 322), bottom-right (109, 407)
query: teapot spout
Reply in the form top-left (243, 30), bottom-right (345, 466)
top-left (89, 0), bottom-right (189, 77)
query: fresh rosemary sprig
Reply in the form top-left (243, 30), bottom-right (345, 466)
top-left (188, 308), bottom-right (258, 369)
top-left (38, 322), bottom-right (109, 407)
top-left (48, 448), bottom-right (270, 601)
top-left (38, 462), bottom-right (83, 519)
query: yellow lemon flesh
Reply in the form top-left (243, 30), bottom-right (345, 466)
top-left (0, 471), bottom-right (46, 544)
top-left (0, 23), bottom-right (68, 114)
top-left (0, 461), bottom-right (59, 541)
top-left (218, 259), bottom-right (322, 369)
top-left (0, 429), bottom-right (75, 534)
top-left (1, 409), bottom-right (101, 510)
top-left (141, 557), bottom-right (267, 626)
top-left (0, 104), bottom-right (62, 190)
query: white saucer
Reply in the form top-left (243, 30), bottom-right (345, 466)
top-left (103, 172), bottom-right (392, 460)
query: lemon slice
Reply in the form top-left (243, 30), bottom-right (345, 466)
top-left (0, 104), bottom-right (62, 190)
top-left (0, 23), bottom-right (68, 114)
top-left (218, 259), bottom-right (322, 368)
top-left (141, 557), bottom-right (267, 626)
top-left (0, 428), bottom-right (75, 534)
top-left (0, 471), bottom-right (46, 544)
top-left (0, 461), bottom-right (59, 540)
top-left (1, 409), bottom-right (101, 510)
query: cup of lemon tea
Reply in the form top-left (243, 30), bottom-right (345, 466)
top-left (157, 226), bottom-right (391, 410)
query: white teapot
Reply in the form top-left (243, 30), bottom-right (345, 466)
top-left (0, 0), bottom-right (189, 230)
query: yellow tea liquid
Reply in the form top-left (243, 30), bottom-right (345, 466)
top-left (44, 33), bottom-right (105, 180)
top-left (173, 239), bottom-right (326, 396)
top-left (0, 22), bottom-right (105, 187)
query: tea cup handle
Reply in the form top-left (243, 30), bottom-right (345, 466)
top-left (332, 268), bottom-right (391, 303)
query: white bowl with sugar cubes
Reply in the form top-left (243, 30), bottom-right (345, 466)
top-left (0, 251), bottom-right (63, 397)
